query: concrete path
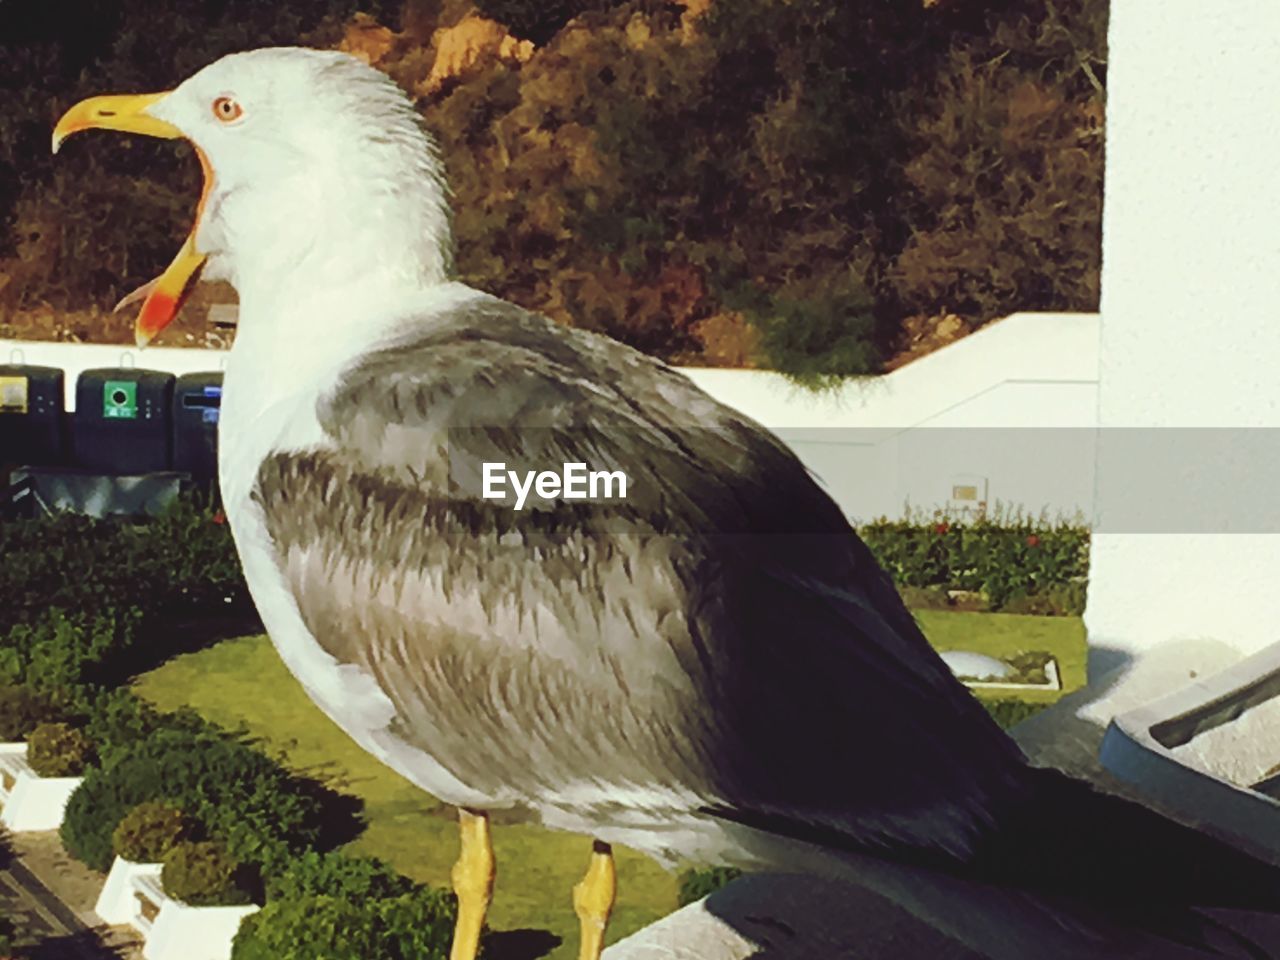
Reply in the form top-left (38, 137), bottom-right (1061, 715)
top-left (0, 831), bottom-right (142, 958)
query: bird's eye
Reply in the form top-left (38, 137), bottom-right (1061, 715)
top-left (212, 96), bottom-right (243, 123)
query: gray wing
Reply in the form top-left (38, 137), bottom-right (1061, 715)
top-left (252, 291), bottom-right (1033, 861)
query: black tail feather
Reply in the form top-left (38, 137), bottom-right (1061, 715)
top-left (712, 766), bottom-right (1280, 957)
top-left (963, 767), bottom-right (1280, 955)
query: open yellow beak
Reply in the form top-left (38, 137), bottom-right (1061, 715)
top-left (51, 93), bottom-right (182, 151)
top-left (52, 93), bottom-right (211, 347)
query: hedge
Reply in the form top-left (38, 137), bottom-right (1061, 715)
top-left (231, 888), bottom-right (456, 960)
top-left (0, 502), bottom-right (1088, 650)
top-left (0, 497), bottom-right (255, 718)
top-left (4, 610), bottom-right (144, 712)
top-left (60, 724), bottom-right (347, 875)
top-left (264, 850), bottom-right (418, 903)
top-left (858, 512), bottom-right (1089, 613)
top-left (0, 502), bottom-right (420, 941)
top-left (0, 501), bottom-right (371, 899)
top-left (80, 688), bottom-right (211, 769)
top-left (0, 498), bottom-right (252, 657)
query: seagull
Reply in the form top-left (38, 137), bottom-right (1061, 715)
top-left (53, 47), bottom-right (1280, 960)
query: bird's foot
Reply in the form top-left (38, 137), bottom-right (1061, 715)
top-left (573, 840), bottom-right (616, 960)
top-left (449, 808), bottom-right (495, 960)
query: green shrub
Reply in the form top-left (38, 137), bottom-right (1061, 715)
top-left (113, 801), bottom-right (198, 863)
top-left (26, 721), bottom-right (93, 777)
top-left (737, 276), bottom-right (881, 390)
top-left (0, 513), bottom-right (149, 629)
top-left (0, 683), bottom-right (61, 741)
top-left (61, 725), bottom-right (339, 873)
top-left (76, 688), bottom-right (213, 773)
top-left (0, 649), bottom-right (22, 687)
top-left (11, 609), bottom-right (143, 710)
top-left (144, 496), bottom-right (254, 619)
top-left (896, 584), bottom-right (954, 611)
top-left (982, 698), bottom-right (1050, 731)
top-left (0, 499), bottom-right (250, 642)
top-left (858, 511), bottom-right (1089, 613)
top-left (162, 840), bottom-right (252, 907)
top-left (232, 887), bottom-right (456, 960)
top-left (80, 689), bottom-right (167, 765)
top-left (676, 865), bottom-right (742, 907)
top-left (234, 896), bottom-right (375, 960)
top-left (999, 582), bottom-right (1088, 617)
top-left (265, 850), bottom-right (416, 902)
top-left (375, 886), bottom-right (458, 959)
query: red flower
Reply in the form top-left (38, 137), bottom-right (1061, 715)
top-left (212, 510), bottom-right (227, 526)
top-left (934, 522), bottom-right (950, 535)
top-left (1026, 534), bottom-right (1040, 547)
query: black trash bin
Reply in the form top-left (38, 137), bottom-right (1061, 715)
top-left (172, 372), bottom-right (222, 483)
top-left (0, 364), bottom-right (65, 467)
top-left (73, 368), bottom-right (174, 473)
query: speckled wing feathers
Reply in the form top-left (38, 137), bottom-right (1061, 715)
top-left (251, 291), bottom-right (1034, 861)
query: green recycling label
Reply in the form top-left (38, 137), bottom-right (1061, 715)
top-left (103, 380), bottom-right (138, 419)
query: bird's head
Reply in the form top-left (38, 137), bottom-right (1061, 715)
top-left (53, 47), bottom-right (453, 346)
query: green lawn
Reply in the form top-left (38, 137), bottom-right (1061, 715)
top-left (133, 610), bottom-right (1086, 957)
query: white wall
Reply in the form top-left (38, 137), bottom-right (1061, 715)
top-left (687, 313), bottom-right (1100, 521)
top-left (1085, 2), bottom-right (1280, 658)
top-left (1, 309), bottom-right (1099, 523)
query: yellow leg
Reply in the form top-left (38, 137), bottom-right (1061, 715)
top-left (450, 808), bottom-right (495, 960)
top-left (573, 840), bottom-right (617, 960)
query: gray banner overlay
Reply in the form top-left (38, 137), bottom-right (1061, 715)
top-left (440, 428), bottom-right (1280, 534)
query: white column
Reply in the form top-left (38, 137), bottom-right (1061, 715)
top-left (1085, 2), bottom-right (1280, 660)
